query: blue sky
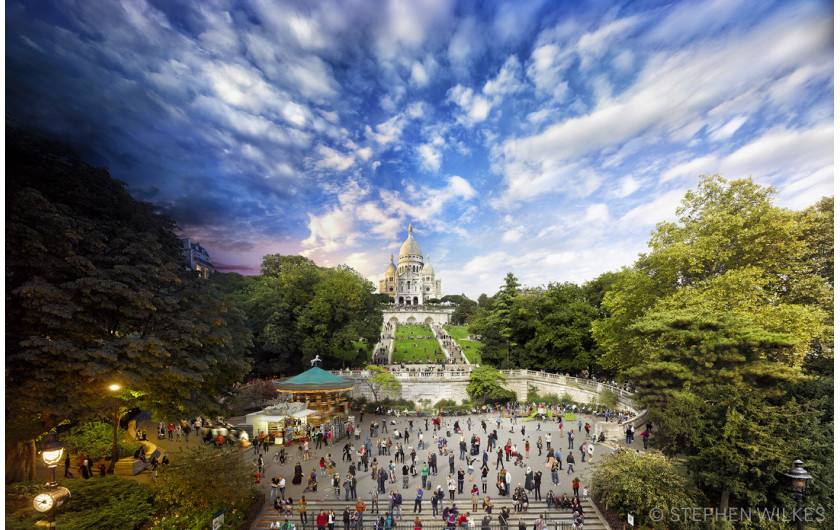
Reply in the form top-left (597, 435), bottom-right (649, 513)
top-left (6, 0), bottom-right (833, 300)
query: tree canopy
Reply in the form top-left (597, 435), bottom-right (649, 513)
top-left (590, 175), bottom-right (833, 512)
top-left (237, 256), bottom-right (382, 375)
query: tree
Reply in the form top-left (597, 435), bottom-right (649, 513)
top-left (466, 365), bottom-right (516, 403)
top-left (468, 273), bottom-right (522, 368)
top-left (591, 450), bottom-right (701, 529)
top-left (593, 175), bottom-right (830, 372)
top-left (365, 365), bottom-right (402, 402)
top-left (450, 297), bottom-right (477, 325)
top-left (589, 175), bottom-right (833, 511)
top-left (522, 282), bottom-right (599, 374)
top-left (5, 124), bottom-right (252, 483)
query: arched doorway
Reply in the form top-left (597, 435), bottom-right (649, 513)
top-left (398, 296), bottom-right (405, 304)
top-left (413, 296), bottom-right (419, 305)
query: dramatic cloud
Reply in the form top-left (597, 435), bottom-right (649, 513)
top-left (6, 0), bottom-right (831, 299)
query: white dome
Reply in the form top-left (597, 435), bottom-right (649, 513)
top-left (422, 255), bottom-right (435, 274)
top-left (398, 224), bottom-right (422, 260)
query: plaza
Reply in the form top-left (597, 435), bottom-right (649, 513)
top-left (246, 406), bottom-right (647, 529)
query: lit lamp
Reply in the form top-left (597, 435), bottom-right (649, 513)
top-left (41, 432), bottom-right (65, 469)
top-left (785, 459), bottom-right (812, 530)
top-left (34, 432), bottom-right (71, 527)
top-left (108, 384), bottom-right (121, 473)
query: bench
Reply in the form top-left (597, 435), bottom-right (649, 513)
top-left (114, 457), bottom-right (148, 476)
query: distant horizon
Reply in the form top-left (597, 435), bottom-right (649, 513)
top-left (7, 0), bottom-right (832, 300)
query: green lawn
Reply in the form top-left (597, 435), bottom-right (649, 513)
top-left (391, 324), bottom-right (445, 364)
top-left (444, 325), bottom-right (483, 364)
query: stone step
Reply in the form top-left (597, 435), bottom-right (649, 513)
top-left (252, 498), bottom-right (604, 530)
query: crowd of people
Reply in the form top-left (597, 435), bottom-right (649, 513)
top-left (262, 406), bottom-right (612, 530)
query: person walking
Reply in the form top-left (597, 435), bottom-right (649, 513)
top-left (587, 443), bottom-right (594, 464)
top-left (566, 454), bottom-right (575, 475)
top-left (448, 476), bottom-right (456, 501)
top-left (567, 431), bottom-right (575, 449)
top-left (533, 471), bottom-right (542, 501)
top-left (457, 467), bottom-right (465, 494)
top-left (536, 437), bottom-right (543, 457)
top-left (496, 448), bottom-right (504, 470)
top-left (298, 496), bottom-right (308, 528)
top-left (571, 477), bottom-right (581, 498)
top-left (421, 462), bottom-right (429, 489)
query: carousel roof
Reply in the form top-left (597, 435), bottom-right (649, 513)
top-left (274, 366), bottom-right (354, 392)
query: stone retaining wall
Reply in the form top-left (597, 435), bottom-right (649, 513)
top-left (331, 369), bottom-right (642, 441)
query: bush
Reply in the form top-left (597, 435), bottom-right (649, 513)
top-left (226, 380), bottom-right (278, 415)
top-left (363, 398), bottom-right (416, 412)
top-left (598, 389), bottom-right (619, 409)
top-left (61, 421), bottom-right (139, 461)
top-left (434, 399), bottom-right (458, 409)
top-left (57, 477), bottom-right (155, 529)
top-left (5, 477), bottom-right (155, 530)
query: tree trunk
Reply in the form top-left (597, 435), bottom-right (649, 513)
top-left (719, 489), bottom-right (730, 512)
top-left (6, 439), bottom-right (37, 484)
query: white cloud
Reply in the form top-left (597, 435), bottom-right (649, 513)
top-left (315, 144), bottom-right (355, 171)
top-left (619, 189), bottom-right (685, 226)
top-left (417, 143), bottom-right (442, 171)
top-left (446, 84), bottom-right (491, 125)
top-left (410, 61), bottom-right (429, 86)
top-left (708, 115), bottom-right (748, 141)
top-left (497, 12), bottom-right (832, 205)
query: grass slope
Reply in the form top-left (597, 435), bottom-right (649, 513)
top-left (443, 325), bottom-right (482, 364)
top-left (391, 324), bottom-right (444, 364)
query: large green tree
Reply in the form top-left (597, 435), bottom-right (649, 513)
top-left (590, 175), bottom-right (833, 512)
top-left (242, 257), bottom-right (382, 375)
top-left (5, 124), bottom-right (252, 483)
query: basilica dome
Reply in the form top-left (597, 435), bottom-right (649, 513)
top-left (398, 224), bottom-right (422, 259)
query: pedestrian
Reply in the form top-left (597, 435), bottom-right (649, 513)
top-left (571, 477), bottom-right (580, 498)
top-left (545, 433), bottom-right (552, 452)
top-left (641, 429), bottom-right (650, 449)
top-left (64, 453), bottom-right (73, 478)
top-left (270, 476), bottom-right (280, 504)
top-left (566, 454), bottom-right (575, 475)
top-left (317, 509), bottom-right (328, 530)
top-left (533, 471), bottom-right (542, 501)
top-left (403, 462), bottom-right (410, 488)
top-left (328, 509), bottom-right (336, 530)
top-left (587, 443), bottom-right (594, 464)
top-left (448, 475), bottom-right (456, 501)
top-left (536, 437), bottom-right (543, 457)
top-left (414, 486), bottom-right (424, 513)
top-left (567, 431), bottom-right (575, 449)
top-left (471, 484), bottom-right (480, 511)
top-left (298, 496), bottom-right (308, 527)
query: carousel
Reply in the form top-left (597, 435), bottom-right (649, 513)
top-left (271, 356), bottom-right (354, 443)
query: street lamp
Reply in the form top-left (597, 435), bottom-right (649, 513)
top-left (784, 459), bottom-right (812, 530)
top-left (34, 432), bottom-right (71, 527)
top-left (108, 384), bottom-right (121, 473)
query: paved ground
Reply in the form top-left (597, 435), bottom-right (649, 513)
top-left (248, 410), bottom-right (649, 529)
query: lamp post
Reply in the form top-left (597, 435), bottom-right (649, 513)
top-left (108, 384), bottom-right (120, 473)
top-left (785, 459), bottom-right (812, 530)
top-left (34, 432), bottom-right (71, 527)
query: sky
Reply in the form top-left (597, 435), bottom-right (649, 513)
top-left (6, 0), bottom-right (834, 300)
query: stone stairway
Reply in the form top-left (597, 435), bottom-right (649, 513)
top-left (252, 496), bottom-right (607, 529)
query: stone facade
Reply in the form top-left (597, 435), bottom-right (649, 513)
top-left (379, 224), bottom-right (441, 305)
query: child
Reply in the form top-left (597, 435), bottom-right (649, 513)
top-left (582, 486), bottom-right (589, 500)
